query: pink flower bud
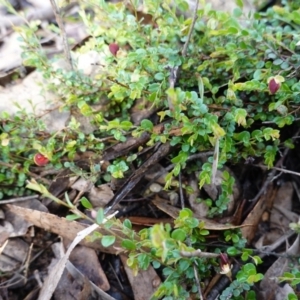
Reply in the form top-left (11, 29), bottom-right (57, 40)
top-left (34, 153), bottom-right (49, 166)
top-left (267, 75), bottom-right (284, 94)
top-left (109, 43), bottom-right (120, 56)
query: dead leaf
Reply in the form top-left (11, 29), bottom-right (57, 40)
top-left (68, 245), bottom-right (110, 291)
top-left (49, 242), bottom-right (114, 300)
top-left (120, 254), bottom-right (161, 300)
top-left (38, 223), bottom-right (100, 300)
top-left (3, 199), bottom-right (48, 237)
top-left (5, 204), bottom-right (128, 254)
top-left (241, 185), bottom-right (273, 243)
top-left (0, 238), bottom-right (29, 272)
top-left (65, 261), bottom-right (115, 300)
top-left (88, 184), bottom-right (114, 207)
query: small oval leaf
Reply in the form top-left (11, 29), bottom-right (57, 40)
top-left (80, 197), bottom-right (92, 209)
top-left (101, 235), bottom-right (116, 247)
top-left (171, 228), bottom-right (186, 241)
top-left (121, 239), bottom-right (136, 251)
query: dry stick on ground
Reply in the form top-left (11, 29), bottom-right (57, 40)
top-left (178, 172), bottom-right (185, 209)
top-left (255, 164), bottom-right (300, 177)
top-left (49, 0), bottom-right (73, 71)
top-left (104, 142), bottom-right (171, 213)
top-left (0, 195), bottom-right (39, 204)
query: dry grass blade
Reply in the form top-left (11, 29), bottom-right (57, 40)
top-left (38, 223), bottom-right (99, 300)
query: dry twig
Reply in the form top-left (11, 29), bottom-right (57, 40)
top-left (49, 0), bottom-right (73, 70)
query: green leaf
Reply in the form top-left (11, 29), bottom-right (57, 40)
top-left (232, 234), bottom-right (240, 243)
top-left (241, 251), bottom-right (249, 261)
top-left (247, 273), bottom-right (264, 284)
top-left (243, 263), bottom-right (256, 274)
top-left (171, 228), bottom-right (186, 241)
top-left (78, 101), bottom-right (93, 116)
top-left (137, 253), bottom-right (151, 270)
top-left (171, 151), bottom-right (188, 164)
top-left (233, 7), bottom-right (242, 17)
top-left (273, 58), bottom-right (283, 65)
top-left (65, 192), bottom-right (74, 208)
top-left (120, 121), bottom-right (133, 130)
top-left (264, 145), bottom-right (277, 168)
top-left (101, 235), bottom-right (116, 247)
top-left (123, 219), bottom-right (132, 229)
top-left (227, 246), bottom-right (239, 256)
top-left (66, 214), bottom-right (81, 221)
top-left (140, 119), bottom-right (153, 131)
top-left (179, 208), bottom-right (193, 218)
top-left (185, 217), bottom-right (199, 229)
top-left (199, 229), bottom-right (209, 235)
top-left (154, 72), bottom-right (165, 80)
top-left (252, 255), bottom-right (262, 265)
top-left (234, 108), bottom-right (247, 126)
top-left (80, 197), bottom-right (92, 209)
top-left (26, 179), bottom-right (49, 195)
top-left (234, 131), bottom-right (250, 145)
top-left (287, 294), bottom-right (298, 300)
top-left (178, 259), bottom-right (190, 272)
top-left (121, 239), bottom-right (136, 250)
top-left (151, 224), bottom-right (169, 248)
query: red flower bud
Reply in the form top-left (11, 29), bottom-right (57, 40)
top-left (109, 43), bottom-right (119, 56)
top-left (268, 78), bottom-right (280, 94)
top-left (219, 253), bottom-right (232, 278)
top-left (220, 253), bottom-right (229, 265)
top-left (267, 75), bottom-right (284, 94)
top-left (34, 153), bottom-right (49, 166)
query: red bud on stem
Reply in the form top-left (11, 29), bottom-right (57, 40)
top-left (109, 43), bottom-right (120, 56)
top-left (267, 75), bottom-right (284, 94)
top-left (34, 153), bottom-right (49, 166)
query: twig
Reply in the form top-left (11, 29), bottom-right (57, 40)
top-left (179, 172), bottom-right (185, 209)
top-left (257, 229), bottom-right (295, 259)
top-left (104, 142), bottom-right (171, 213)
top-left (250, 146), bottom-right (290, 203)
top-left (49, 0), bottom-right (73, 70)
top-left (255, 164), bottom-right (300, 177)
top-left (181, 0), bottom-right (199, 57)
top-left (0, 195), bottom-right (39, 204)
top-left (167, 0), bottom-right (199, 110)
top-left (109, 262), bottom-right (124, 290)
top-left (193, 263), bottom-right (203, 300)
top-left (24, 243), bottom-right (33, 279)
top-left (249, 167), bottom-right (277, 204)
top-left (180, 249), bottom-right (219, 258)
top-left (292, 180), bottom-right (300, 203)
